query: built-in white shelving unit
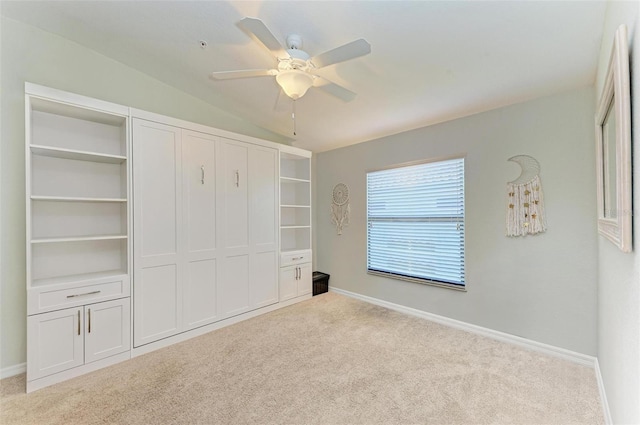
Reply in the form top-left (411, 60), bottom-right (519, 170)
top-left (23, 83), bottom-right (315, 393)
top-left (25, 83), bottom-right (131, 392)
top-left (279, 148), bottom-right (312, 301)
top-left (280, 153), bottom-right (311, 253)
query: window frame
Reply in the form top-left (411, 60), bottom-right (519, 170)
top-left (366, 153), bottom-right (466, 291)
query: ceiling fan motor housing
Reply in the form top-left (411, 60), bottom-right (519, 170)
top-left (286, 34), bottom-right (303, 50)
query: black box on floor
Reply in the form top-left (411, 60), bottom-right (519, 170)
top-left (312, 271), bottom-right (330, 296)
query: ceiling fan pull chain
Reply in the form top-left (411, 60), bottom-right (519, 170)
top-left (292, 100), bottom-right (297, 136)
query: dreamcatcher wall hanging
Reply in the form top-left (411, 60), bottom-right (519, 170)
top-left (506, 155), bottom-right (547, 237)
top-left (331, 183), bottom-right (350, 235)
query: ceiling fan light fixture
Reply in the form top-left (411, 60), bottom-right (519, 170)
top-left (276, 70), bottom-right (314, 100)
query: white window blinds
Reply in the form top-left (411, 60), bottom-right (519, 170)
top-left (366, 157), bottom-right (465, 288)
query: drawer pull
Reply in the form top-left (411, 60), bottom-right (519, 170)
top-left (66, 290), bottom-right (101, 299)
top-left (292, 256), bottom-right (304, 261)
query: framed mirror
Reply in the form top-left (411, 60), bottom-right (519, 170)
top-left (595, 24), bottom-right (632, 252)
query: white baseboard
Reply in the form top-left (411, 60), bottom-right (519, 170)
top-left (330, 287), bottom-right (597, 367)
top-left (1, 363), bottom-right (26, 379)
top-left (594, 358), bottom-right (612, 425)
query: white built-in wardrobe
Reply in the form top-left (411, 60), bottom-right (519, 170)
top-left (24, 83), bottom-right (312, 392)
top-left (132, 117), bottom-right (279, 346)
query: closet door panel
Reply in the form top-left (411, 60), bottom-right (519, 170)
top-left (251, 251), bottom-right (278, 308)
top-left (135, 264), bottom-right (179, 345)
top-left (134, 121), bottom-right (180, 259)
top-left (183, 130), bottom-right (217, 254)
top-left (219, 254), bottom-right (249, 317)
top-left (182, 130), bottom-right (219, 329)
top-left (249, 146), bottom-right (278, 308)
top-left (133, 119), bottom-right (182, 347)
top-left (250, 147), bottom-right (277, 252)
top-left (184, 259), bottom-right (217, 328)
top-left (221, 141), bottom-right (248, 252)
top-left (218, 139), bottom-right (250, 318)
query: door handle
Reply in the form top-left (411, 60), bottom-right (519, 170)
top-left (201, 165), bottom-right (205, 184)
top-left (235, 170), bottom-right (240, 187)
top-left (77, 310), bottom-right (81, 336)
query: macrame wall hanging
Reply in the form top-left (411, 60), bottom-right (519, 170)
top-left (506, 155), bottom-right (547, 237)
top-left (331, 183), bottom-right (350, 235)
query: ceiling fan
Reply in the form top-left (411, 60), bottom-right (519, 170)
top-left (210, 17), bottom-right (371, 102)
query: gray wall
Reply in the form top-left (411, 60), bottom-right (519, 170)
top-left (595, 2), bottom-right (640, 423)
top-left (0, 17), bottom-right (287, 371)
top-left (315, 87), bottom-right (598, 355)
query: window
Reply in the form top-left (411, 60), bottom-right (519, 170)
top-left (366, 156), bottom-right (465, 289)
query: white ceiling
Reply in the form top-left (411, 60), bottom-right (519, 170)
top-left (2, 1), bottom-right (607, 152)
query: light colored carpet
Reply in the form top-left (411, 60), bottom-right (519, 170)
top-left (1, 292), bottom-right (603, 424)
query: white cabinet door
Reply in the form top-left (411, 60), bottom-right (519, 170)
top-left (85, 298), bottom-right (131, 364)
top-left (279, 263), bottom-right (312, 302)
top-left (133, 119), bottom-right (183, 346)
top-left (297, 263), bottom-right (312, 296)
top-left (279, 266), bottom-right (298, 302)
top-left (182, 130), bottom-right (219, 329)
top-left (217, 139), bottom-right (250, 318)
top-left (249, 146), bottom-right (278, 309)
top-left (27, 307), bottom-right (84, 381)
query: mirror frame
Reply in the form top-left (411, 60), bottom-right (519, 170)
top-left (596, 24), bottom-right (632, 253)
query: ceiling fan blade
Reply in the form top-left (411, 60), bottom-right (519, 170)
top-left (311, 39), bottom-right (371, 69)
top-left (237, 17), bottom-right (289, 59)
top-left (313, 77), bottom-right (357, 102)
top-left (209, 69), bottom-right (276, 80)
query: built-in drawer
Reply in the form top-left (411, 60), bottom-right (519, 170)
top-left (280, 250), bottom-right (312, 267)
top-left (28, 276), bottom-right (130, 315)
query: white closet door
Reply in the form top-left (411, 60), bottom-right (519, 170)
top-left (133, 119), bottom-right (183, 347)
top-left (182, 130), bottom-right (219, 329)
top-left (249, 146), bottom-right (278, 309)
top-left (217, 139), bottom-right (250, 318)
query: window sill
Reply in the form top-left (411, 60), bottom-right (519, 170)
top-left (367, 270), bottom-right (467, 292)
